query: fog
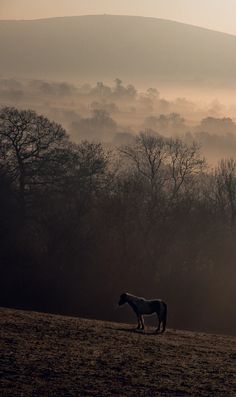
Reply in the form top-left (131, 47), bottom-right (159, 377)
top-left (1, 14), bottom-right (236, 336)
top-left (1, 77), bottom-right (236, 164)
top-left (1, 105), bottom-right (236, 335)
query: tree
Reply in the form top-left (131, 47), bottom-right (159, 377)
top-left (113, 78), bottom-right (126, 97)
top-left (215, 158), bottom-right (236, 228)
top-left (120, 131), bottom-right (167, 195)
top-left (166, 138), bottom-right (204, 204)
top-left (0, 107), bottom-right (69, 214)
top-left (91, 82), bottom-right (112, 97)
top-left (120, 131), bottom-right (204, 200)
top-left (126, 84), bottom-right (137, 98)
top-left (146, 87), bottom-right (160, 100)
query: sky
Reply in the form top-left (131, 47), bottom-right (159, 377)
top-left (0, 0), bottom-right (236, 36)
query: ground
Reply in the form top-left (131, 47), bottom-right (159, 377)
top-left (0, 307), bottom-right (236, 397)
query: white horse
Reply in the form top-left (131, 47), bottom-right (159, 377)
top-left (118, 292), bottom-right (167, 333)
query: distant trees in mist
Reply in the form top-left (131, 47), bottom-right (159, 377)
top-left (0, 106), bottom-right (236, 334)
top-left (2, 77), bottom-right (236, 163)
top-left (90, 79), bottom-right (137, 100)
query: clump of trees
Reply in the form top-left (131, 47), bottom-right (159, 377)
top-left (0, 106), bottom-right (236, 334)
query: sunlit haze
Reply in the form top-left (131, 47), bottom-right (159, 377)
top-left (1, 3), bottom-right (236, 394)
top-left (1, 0), bottom-right (236, 35)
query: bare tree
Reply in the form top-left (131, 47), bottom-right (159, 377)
top-left (215, 158), bottom-right (236, 228)
top-left (166, 138), bottom-right (205, 203)
top-left (120, 132), bottom-right (204, 201)
top-left (120, 130), bottom-right (168, 194)
top-left (0, 107), bottom-right (69, 213)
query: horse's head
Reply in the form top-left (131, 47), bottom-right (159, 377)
top-left (118, 293), bottom-right (128, 306)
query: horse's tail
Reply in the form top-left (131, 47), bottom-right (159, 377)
top-left (162, 301), bottom-right (167, 332)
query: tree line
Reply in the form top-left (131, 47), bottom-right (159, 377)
top-left (0, 107), bottom-right (235, 334)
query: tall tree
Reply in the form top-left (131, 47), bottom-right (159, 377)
top-left (0, 107), bottom-right (69, 214)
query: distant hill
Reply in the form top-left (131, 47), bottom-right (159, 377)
top-left (1, 307), bottom-right (235, 396)
top-left (1, 15), bottom-right (236, 86)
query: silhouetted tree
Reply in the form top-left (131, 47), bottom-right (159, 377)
top-left (215, 158), bottom-right (236, 228)
top-left (120, 131), bottom-right (167, 194)
top-left (1, 108), bottom-right (236, 334)
top-left (0, 107), bottom-right (69, 215)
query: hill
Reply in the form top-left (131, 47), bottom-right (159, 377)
top-left (1, 15), bottom-right (236, 86)
top-left (1, 307), bottom-right (235, 396)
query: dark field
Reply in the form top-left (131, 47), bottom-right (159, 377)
top-left (0, 307), bottom-right (236, 396)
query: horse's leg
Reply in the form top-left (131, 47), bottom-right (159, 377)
top-left (140, 315), bottom-right (145, 330)
top-left (161, 303), bottom-right (167, 333)
top-left (156, 313), bottom-right (161, 333)
top-left (136, 314), bottom-right (141, 329)
top-left (160, 314), bottom-right (165, 333)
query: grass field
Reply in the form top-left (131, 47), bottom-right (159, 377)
top-left (0, 307), bottom-right (236, 396)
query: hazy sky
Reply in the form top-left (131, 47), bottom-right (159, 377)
top-left (1, 0), bottom-right (236, 35)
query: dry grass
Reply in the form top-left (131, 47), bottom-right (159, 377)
top-left (0, 307), bottom-right (236, 396)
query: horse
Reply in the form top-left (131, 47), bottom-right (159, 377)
top-left (118, 292), bottom-right (167, 333)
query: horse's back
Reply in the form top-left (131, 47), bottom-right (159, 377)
top-left (135, 298), bottom-right (154, 314)
top-left (127, 294), bottom-right (167, 316)
top-left (137, 298), bottom-right (164, 315)
top-left (149, 299), bottom-right (166, 313)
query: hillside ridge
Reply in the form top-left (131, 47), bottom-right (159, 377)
top-left (1, 15), bottom-right (236, 84)
top-left (0, 14), bottom-right (235, 38)
top-left (0, 306), bottom-right (234, 337)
